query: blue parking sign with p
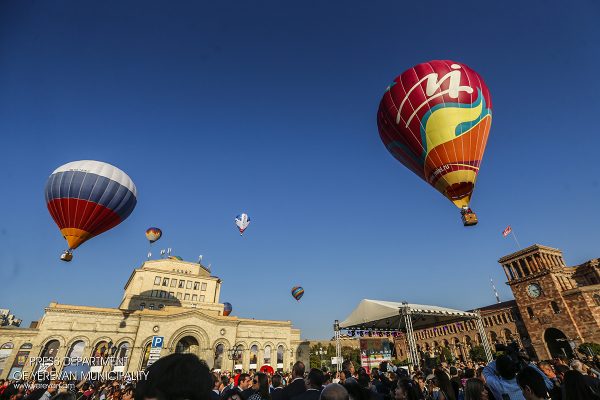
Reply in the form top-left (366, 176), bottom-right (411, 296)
top-left (152, 336), bottom-right (164, 348)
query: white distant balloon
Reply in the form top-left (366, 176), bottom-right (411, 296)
top-left (235, 213), bottom-right (251, 235)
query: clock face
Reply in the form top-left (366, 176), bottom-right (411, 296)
top-left (527, 284), bottom-right (542, 298)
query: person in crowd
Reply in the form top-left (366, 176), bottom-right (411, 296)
top-left (222, 377), bottom-right (233, 394)
top-left (392, 379), bottom-right (421, 400)
top-left (135, 353), bottom-right (212, 400)
top-left (121, 386), bottom-right (134, 400)
top-left (291, 369), bottom-right (323, 400)
top-left (448, 367), bottom-right (461, 400)
top-left (223, 374), bottom-right (253, 400)
top-left (248, 373), bottom-right (270, 400)
top-left (341, 362), bottom-right (356, 385)
top-left (463, 378), bottom-right (488, 400)
top-left (212, 373), bottom-right (224, 400)
top-left (281, 362), bottom-right (306, 400)
top-left (516, 366), bottom-right (549, 400)
top-left (430, 369), bottom-right (456, 400)
top-left (569, 359), bottom-right (600, 390)
top-left (340, 372), bottom-right (351, 386)
top-left (271, 375), bottom-right (284, 400)
top-left (320, 384), bottom-right (348, 400)
top-left (414, 375), bottom-right (428, 400)
top-left (482, 356), bottom-right (552, 400)
top-left (561, 370), bottom-right (600, 400)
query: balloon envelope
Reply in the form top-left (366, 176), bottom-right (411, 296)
top-left (291, 286), bottom-right (304, 301)
top-left (45, 160), bottom-right (137, 250)
top-left (223, 302), bottom-right (232, 316)
top-left (235, 213), bottom-right (251, 234)
top-left (145, 227), bottom-right (162, 243)
top-left (377, 60), bottom-right (492, 208)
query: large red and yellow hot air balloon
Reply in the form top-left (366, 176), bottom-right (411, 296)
top-left (45, 160), bottom-right (137, 261)
top-left (377, 60), bottom-right (492, 226)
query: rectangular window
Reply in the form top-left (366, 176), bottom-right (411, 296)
top-left (186, 281), bottom-right (192, 289)
top-left (154, 276), bottom-right (161, 285)
top-left (199, 295), bottom-right (205, 302)
top-left (192, 294), bottom-right (198, 301)
top-left (151, 290), bottom-right (156, 297)
top-left (169, 291), bottom-right (174, 298)
top-left (177, 292), bottom-right (182, 299)
top-left (160, 290), bottom-right (166, 298)
top-left (163, 278), bottom-right (169, 286)
top-left (179, 280), bottom-right (185, 288)
top-left (193, 282), bottom-right (200, 290)
top-left (184, 293), bottom-right (190, 300)
top-left (170, 279), bottom-right (176, 288)
top-left (201, 282), bottom-right (207, 291)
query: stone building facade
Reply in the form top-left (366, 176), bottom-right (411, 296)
top-left (498, 244), bottom-right (600, 360)
top-left (0, 258), bottom-right (302, 379)
top-left (394, 300), bottom-right (529, 363)
top-left (394, 244), bottom-right (600, 362)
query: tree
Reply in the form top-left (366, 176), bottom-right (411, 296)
top-left (341, 346), bottom-right (361, 368)
top-left (441, 347), bottom-right (453, 363)
top-left (578, 342), bottom-right (600, 356)
top-left (469, 346), bottom-right (487, 362)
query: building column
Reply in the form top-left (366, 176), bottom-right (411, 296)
top-left (531, 255), bottom-right (540, 271)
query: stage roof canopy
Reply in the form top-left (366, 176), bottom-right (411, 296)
top-left (339, 299), bottom-right (479, 331)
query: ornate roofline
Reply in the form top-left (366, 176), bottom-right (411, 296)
top-left (498, 243), bottom-right (562, 263)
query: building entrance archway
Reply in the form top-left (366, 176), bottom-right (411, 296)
top-left (175, 336), bottom-right (199, 354)
top-left (544, 328), bottom-right (573, 358)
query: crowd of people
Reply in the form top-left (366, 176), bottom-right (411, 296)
top-left (1, 352), bottom-right (600, 400)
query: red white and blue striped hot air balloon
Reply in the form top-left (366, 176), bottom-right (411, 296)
top-left (45, 160), bottom-right (137, 262)
top-left (223, 302), bottom-right (233, 316)
top-left (291, 286), bottom-right (304, 301)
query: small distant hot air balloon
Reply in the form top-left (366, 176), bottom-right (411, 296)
top-left (45, 160), bottom-right (137, 262)
top-left (223, 302), bottom-right (232, 316)
top-left (291, 286), bottom-right (304, 301)
top-left (377, 60), bottom-right (492, 226)
top-left (235, 213), bottom-right (251, 235)
top-left (145, 227), bottom-right (162, 260)
top-left (146, 227), bottom-right (162, 243)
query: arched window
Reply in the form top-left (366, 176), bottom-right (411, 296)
top-left (140, 343), bottom-right (151, 370)
top-left (527, 307), bottom-right (535, 319)
top-left (263, 345), bottom-right (272, 365)
top-left (90, 341), bottom-right (109, 372)
top-left (116, 343), bottom-right (130, 363)
top-left (67, 341), bottom-right (85, 359)
top-left (214, 343), bottom-right (224, 370)
top-left (6, 343), bottom-right (31, 379)
top-left (0, 342), bottom-right (14, 376)
top-left (249, 345), bottom-right (258, 369)
top-left (551, 301), bottom-right (561, 314)
top-left (277, 345), bottom-right (284, 369)
top-left (37, 340), bottom-right (60, 372)
top-left (490, 331), bottom-right (498, 344)
top-left (594, 294), bottom-right (600, 306)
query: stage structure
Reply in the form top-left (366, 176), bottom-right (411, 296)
top-left (336, 300), bottom-right (493, 370)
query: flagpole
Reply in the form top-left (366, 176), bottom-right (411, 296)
top-left (511, 230), bottom-right (521, 250)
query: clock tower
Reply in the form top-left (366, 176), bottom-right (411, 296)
top-left (498, 244), bottom-right (591, 360)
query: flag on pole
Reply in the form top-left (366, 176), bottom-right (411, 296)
top-left (502, 225), bottom-right (512, 237)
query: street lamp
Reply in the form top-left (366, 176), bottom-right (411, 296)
top-left (227, 346), bottom-right (243, 360)
top-left (316, 347), bottom-right (327, 368)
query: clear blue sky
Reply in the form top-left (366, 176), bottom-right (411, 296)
top-left (1, 1), bottom-right (599, 339)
